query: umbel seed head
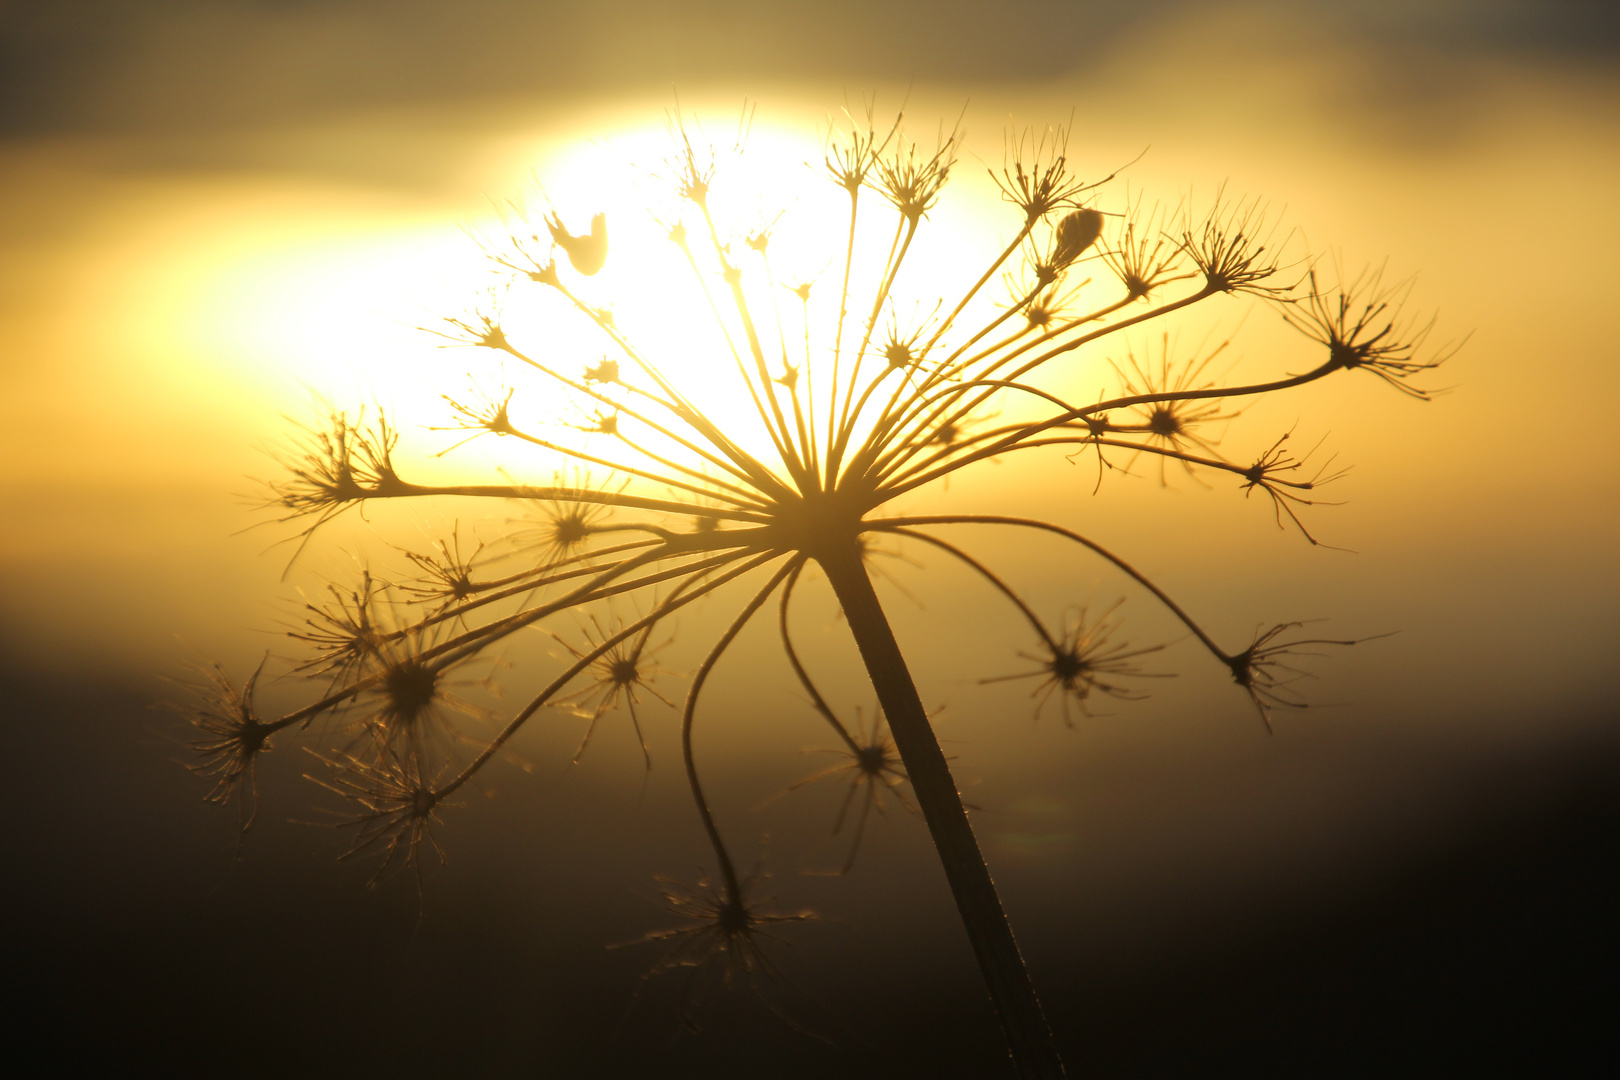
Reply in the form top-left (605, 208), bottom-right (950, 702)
top-left (383, 659), bottom-right (439, 723)
top-left (608, 657), bottom-right (640, 686)
top-left (201, 102), bottom-right (1452, 1071)
top-left (1147, 406), bottom-right (1183, 438)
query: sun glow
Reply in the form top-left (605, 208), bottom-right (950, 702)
top-left (174, 115), bottom-right (1011, 487)
top-left (454, 117), bottom-right (1012, 480)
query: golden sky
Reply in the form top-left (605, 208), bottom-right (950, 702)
top-left (5, 6), bottom-right (1614, 685)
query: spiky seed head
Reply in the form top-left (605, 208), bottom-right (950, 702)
top-left (1048, 647), bottom-right (1089, 686)
top-left (381, 658), bottom-right (439, 726)
top-left (608, 656), bottom-right (640, 687)
top-left (1328, 341), bottom-right (1365, 370)
top-left (854, 742), bottom-right (895, 778)
top-left (551, 511), bottom-right (591, 549)
top-left (1146, 406), bottom-right (1182, 438)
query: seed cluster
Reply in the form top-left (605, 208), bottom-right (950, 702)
top-left (189, 103), bottom-right (1453, 1066)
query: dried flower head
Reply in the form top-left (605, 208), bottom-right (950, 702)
top-left (551, 611), bottom-right (675, 769)
top-left (309, 749), bottom-right (448, 886)
top-left (1238, 431), bottom-right (1350, 547)
top-left (1283, 263), bottom-right (1459, 399)
top-left (775, 703), bottom-right (915, 876)
top-left (583, 357), bottom-right (621, 384)
top-left (286, 570), bottom-right (389, 688)
top-left (1221, 622), bottom-right (1380, 731)
top-left (871, 122), bottom-right (960, 224)
top-left (438, 381), bottom-right (518, 446)
top-left (182, 658), bottom-right (273, 829)
top-left (616, 869), bottom-right (816, 1035)
top-left (189, 102), bottom-right (1455, 1074)
top-left (1181, 190), bottom-right (1294, 297)
top-left (509, 473), bottom-right (628, 568)
top-left (823, 98), bottom-right (900, 196)
top-left (993, 120), bottom-right (1098, 223)
top-left (1110, 331), bottom-right (1243, 484)
top-left (984, 601), bottom-right (1168, 726)
top-left (1102, 193), bottom-right (1196, 301)
top-left (400, 526), bottom-right (487, 613)
top-left (1023, 281), bottom-right (1080, 331)
top-left (346, 616), bottom-right (486, 786)
top-left (265, 403), bottom-right (405, 563)
top-left (423, 287), bottom-right (511, 351)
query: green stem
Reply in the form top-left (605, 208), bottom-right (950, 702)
top-left (815, 540), bottom-right (1065, 1079)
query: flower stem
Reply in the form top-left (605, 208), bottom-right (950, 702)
top-left (816, 540), bottom-right (1065, 1079)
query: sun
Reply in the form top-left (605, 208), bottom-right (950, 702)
top-left (484, 115), bottom-right (1003, 469)
top-left (161, 109), bottom-right (1004, 487)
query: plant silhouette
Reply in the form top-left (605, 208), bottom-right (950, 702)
top-left (184, 103), bottom-right (1455, 1078)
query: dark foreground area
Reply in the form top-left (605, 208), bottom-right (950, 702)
top-left (2, 666), bottom-right (1612, 1078)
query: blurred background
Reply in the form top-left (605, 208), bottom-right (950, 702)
top-left (1, 1), bottom-right (1616, 1076)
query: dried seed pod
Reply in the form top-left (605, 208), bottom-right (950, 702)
top-left (1052, 207), bottom-right (1104, 268)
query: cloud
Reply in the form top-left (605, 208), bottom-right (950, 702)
top-left (1, 1), bottom-right (1613, 137)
